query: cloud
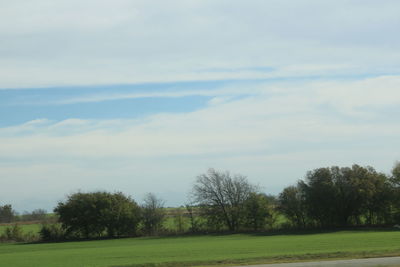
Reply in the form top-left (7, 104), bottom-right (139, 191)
top-left (1, 1), bottom-right (400, 210)
top-left (1, 1), bottom-right (400, 88)
top-left (53, 88), bottom-right (238, 105)
top-left (1, 75), bottom-right (400, 210)
top-left (1, 75), bottom-right (399, 160)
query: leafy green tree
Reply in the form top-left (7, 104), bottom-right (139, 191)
top-left (243, 193), bottom-right (271, 231)
top-left (278, 185), bottom-right (308, 228)
top-left (390, 161), bottom-right (400, 222)
top-left (330, 166), bottom-right (365, 226)
top-left (54, 191), bottom-right (141, 238)
top-left (287, 165), bottom-right (393, 228)
top-left (300, 167), bottom-right (338, 227)
top-left (350, 165), bottom-right (392, 225)
top-left (391, 162), bottom-right (400, 185)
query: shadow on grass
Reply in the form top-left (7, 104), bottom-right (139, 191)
top-left (15, 225), bottom-right (400, 245)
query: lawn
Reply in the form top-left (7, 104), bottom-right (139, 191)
top-left (1, 230), bottom-right (400, 267)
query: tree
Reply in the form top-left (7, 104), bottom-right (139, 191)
top-left (348, 165), bottom-right (392, 225)
top-left (288, 165), bottom-right (392, 228)
top-left (243, 193), bottom-right (272, 231)
top-left (278, 185), bottom-right (307, 228)
top-left (191, 168), bottom-right (255, 231)
top-left (173, 208), bottom-right (185, 233)
top-left (54, 191), bottom-right (141, 238)
top-left (390, 161), bottom-right (400, 222)
top-left (141, 193), bottom-right (165, 235)
top-left (22, 209), bottom-right (47, 222)
top-left (0, 204), bottom-right (15, 223)
top-left (300, 167), bottom-right (338, 227)
top-left (185, 203), bottom-right (200, 233)
top-left (391, 161), bottom-right (400, 185)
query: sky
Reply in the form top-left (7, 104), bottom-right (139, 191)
top-left (1, 0), bottom-right (400, 212)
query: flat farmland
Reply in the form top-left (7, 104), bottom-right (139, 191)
top-left (0, 223), bottom-right (41, 235)
top-left (1, 230), bottom-right (400, 267)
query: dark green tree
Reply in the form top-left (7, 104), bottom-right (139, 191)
top-left (390, 161), bottom-right (400, 222)
top-left (243, 193), bottom-right (271, 231)
top-left (391, 162), bottom-right (400, 185)
top-left (278, 185), bottom-right (308, 228)
top-left (349, 165), bottom-right (392, 225)
top-left (54, 191), bottom-right (141, 238)
top-left (289, 165), bottom-right (392, 228)
top-left (300, 167), bottom-right (337, 227)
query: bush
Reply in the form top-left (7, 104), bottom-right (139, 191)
top-left (39, 224), bottom-right (66, 241)
top-left (0, 224), bottom-right (24, 242)
top-left (55, 191), bottom-right (141, 238)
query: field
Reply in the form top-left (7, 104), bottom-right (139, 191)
top-left (0, 223), bottom-right (41, 235)
top-left (1, 230), bottom-right (400, 267)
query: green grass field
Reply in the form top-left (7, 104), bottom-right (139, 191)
top-left (0, 223), bottom-right (41, 235)
top-left (1, 230), bottom-right (400, 267)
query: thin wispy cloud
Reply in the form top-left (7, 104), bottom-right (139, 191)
top-left (1, 1), bottom-right (400, 88)
top-left (1, 1), bottom-right (400, 211)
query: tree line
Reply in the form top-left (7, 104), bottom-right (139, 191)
top-left (0, 206), bottom-right (47, 223)
top-left (279, 164), bottom-right (400, 228)
top-left (1, 162), bottom-right (400, 242)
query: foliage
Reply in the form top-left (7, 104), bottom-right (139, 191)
top-left (243, 193), bottom-right (272, 231)
top-left (278, 185), bottom-right (308, 228)
top-left (391, 161), bottom-right (400, 185)
top-left (54, 191), bottom-right (141, 238)
top-left (280, 165), bottom-right (395, 228)
top-left (172, 209), bottom-right (185, 233)
top-left (3, 162), bottom-right (400, 244)
top-left (185, 204), bottom-right (200, 233)
top-left (39, 223), bottom-right (66, 241)
top-left (141, 193), bottom-right (165, 235)
top-left (0, 224), bottom-right (24, 242)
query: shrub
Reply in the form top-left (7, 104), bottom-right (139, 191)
top-left (55, 191), bottom-right (141, 238)
top-left (39, 224), bottom-right (66, 241)
top-left (1, 224), bottom-right (24, 242)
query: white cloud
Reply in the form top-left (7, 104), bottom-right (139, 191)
top-left (1, 1), bottom-right (400, 88)
top-left (1, 75), bottom-right (399, 164)
top-left (1, 1), bottom-right (400, 210)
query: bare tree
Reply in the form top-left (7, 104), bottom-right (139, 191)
top-left (191, 168), bottom-right (255, 231)
top-left (141, 193), bottom-right (165, 235)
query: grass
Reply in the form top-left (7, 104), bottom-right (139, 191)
top-left (0, 223), bottom-right (41, 235)
top-left (1, 230), bottom-right (400, 267)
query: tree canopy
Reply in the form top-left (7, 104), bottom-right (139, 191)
top-left (55, 191), bottom-right (141, 238)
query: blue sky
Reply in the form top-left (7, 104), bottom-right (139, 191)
top-left (1, 0), bottom-right (400, 212)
